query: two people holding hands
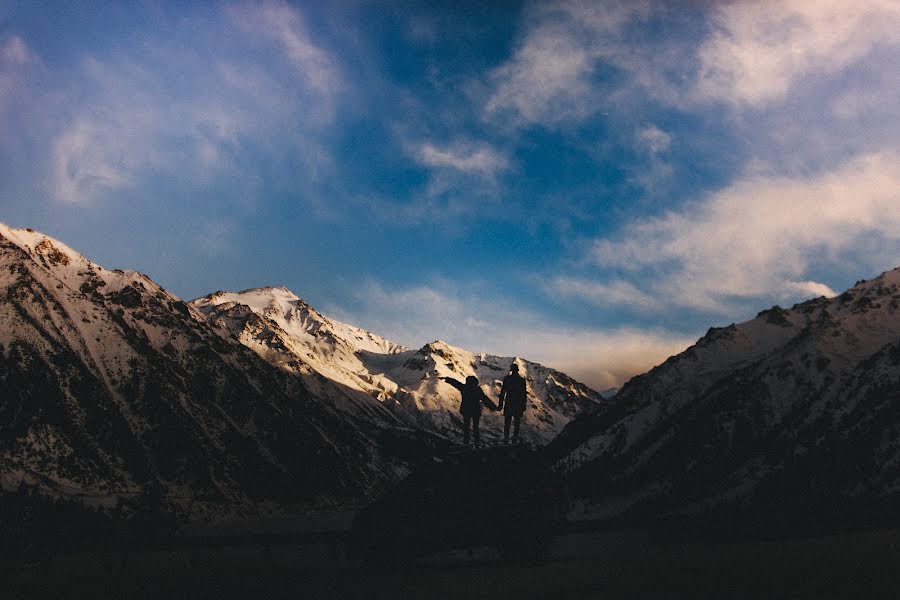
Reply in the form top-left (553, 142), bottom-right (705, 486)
top-left (441, 363), bottom-right (528, 448)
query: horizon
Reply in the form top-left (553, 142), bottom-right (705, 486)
top-left (2, 1), bottom-right (899, 390)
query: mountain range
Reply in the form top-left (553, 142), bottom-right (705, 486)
top-left (550, 267), bottom-right (900, 535)
top-left (6, 221), bottom-right (900, 538)
top-left (0, 223), bottom-right (600, 519)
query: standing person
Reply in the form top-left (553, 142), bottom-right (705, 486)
top-left (498, 363), bottom-right (527, 444)
top-left (441, 375), bottom-right (498, 448)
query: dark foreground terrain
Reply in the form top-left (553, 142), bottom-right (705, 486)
top-left (6, 527), bottom-right (900, 599)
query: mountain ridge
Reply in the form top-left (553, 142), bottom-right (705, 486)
top-left (550, 265), bottom-right (900, 534)
top-left (190, 285), bottom-right (603, 446)
top-left (0, 223), bottom-right (603, 519)
top-left (0, 223), bottom-right (397, 518)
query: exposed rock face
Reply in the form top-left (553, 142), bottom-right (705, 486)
top-left (0, 224), bottom-right (389, 519)
top-left (550, 268), bottom-right (900, 533)
top-left (191, 288), bottom-right (603, 446)
top-left (0, 224), bottom-right (603, 520)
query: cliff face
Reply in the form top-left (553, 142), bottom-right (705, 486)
top-left (191, 287), bottom-right (603, 447)
top-left (550, 267), bottom-right (900, 531)
top-left (0, 224), bottom-right (389, 518)
top-left (0, 224), bottom-right (604, 519)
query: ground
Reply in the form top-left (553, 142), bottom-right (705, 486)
top-left (6, 528), bottom-right (900, 599)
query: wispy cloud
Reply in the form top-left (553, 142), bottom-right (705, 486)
top-left (589, 152), bottom-right (900, 312)
top-left (327, 278), bottom-right (693, 390)
top-left (484, 0), bottom-right (651, 128)
top-left (359, 139), bottom-right (512, 226)
top-left (226, 1), bottom-right (342, 102)
top-left (415, 140), bottom-right (508, 177)
top-left (46, 3), bottom-right (342, 205)
top-left (0, 35), bottom-right (34, 122)
top-left (637, 125), bottom-right (672, 155)
top-left (2, 36), bottom-right (32, 65)
top-left (697, 1), bottom-right (900, 107)
top-left (550, 276), bottom-right (662, 312)
top-left (630, 124), bottom-right (675, 192)
top-left (52, 118), bottom-right (135, 203)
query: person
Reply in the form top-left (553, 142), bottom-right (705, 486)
top-left (498, 363), bottom-right (527, 444)
top-left (441, 375), bottom-right (498, 447)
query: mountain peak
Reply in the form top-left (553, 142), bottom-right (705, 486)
top-left (194, 286), bottom-right (311, 315)
top-left (0, 222), bottom-right (83, 269)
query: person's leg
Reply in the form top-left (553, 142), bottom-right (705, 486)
top-left (473, 413), bottom-right (481, 447)
top-left (512, 414), bottom-right (521, 442)
top-left (463, 414), bottom-right (471, 446)
top-left (504, 413), bottom-right (511, 443)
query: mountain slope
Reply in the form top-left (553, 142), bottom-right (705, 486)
top-left (550, 267), bottom-right (900, 532)
top-left (191, 288), bottom-right (603, 446)
top-left (0, 223), bottom-right (603, 520)
top-left (0, 224), bottom-right (389, 517)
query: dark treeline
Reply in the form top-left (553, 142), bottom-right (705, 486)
top-left (0, 482), bottom-right (176, 560)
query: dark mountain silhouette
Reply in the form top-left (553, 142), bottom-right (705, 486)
top-left (549, 267), bottom-right (900, 538)
top-left (0, 224), bottom-right (394, 523)
top-left (0, 223), bottom-right (600, 533)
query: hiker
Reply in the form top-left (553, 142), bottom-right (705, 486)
top-left (441, 375), bottom-right (498, 447)
top-left (498, 363), bottom-right (527, 444)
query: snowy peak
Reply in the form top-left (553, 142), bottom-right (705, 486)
top-left (0, 223), bottom-right (170, 310)
top-left (0, 223), bottom-right (82, 264)
top-left (0, 223), bottom-right (605, 518)
top-left (192, 293), bottom-right (603, 445)
top-left (0, 223), bottom-right (397, 515)
top-left (551, 264), bottom-right (900, 531)
top-left (192, 286), bottom-right (408, 357)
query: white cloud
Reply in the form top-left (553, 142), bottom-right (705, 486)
top-left (327, 278), bottom-right (694, 390)
top-left (484, 1), bottom-right (651, 127)
top-left (0, 36), bottom-right (35, 125)
top-left (590, 152), bottom-right (900, 312)
top-left (630, 124), bottom-right (675, 192)
top-left (47, 4), bottom-right (342, 205)
top-left (416, 141), bottom-right (508, 177)
top-left (785, 280), bottom-right (837, 298)
top-left (366, 139), bottom-right (511, 225)
top-left (52, 119), bottom-right (135, 203)
top-left (637, 125), bottom-right (672, 155)
top-left (227, 1), bottom-right (341, 99)
top-left (2, 36), bottom-right (32, 65)
top-left (697, 0), bottom-right (900, 107)
top-left (550, 276), bottom-right (661, 312)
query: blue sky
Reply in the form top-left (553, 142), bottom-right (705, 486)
top-left (2, 1), bottom-right (899, 389)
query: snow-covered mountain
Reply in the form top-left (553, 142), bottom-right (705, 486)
top-left (191, 287), bottom-right (602, 446)
top-left (550, 268), bottom-right (900, 532)
top-left (0, 223), bottom-right (602, 519)
top-left (0, 224), bottom-right (393, 518)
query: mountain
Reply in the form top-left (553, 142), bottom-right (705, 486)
top-left (0, 223), bottom-right (602, 523)
top-left (190, 287), bottom-right (602, 446)
top-left (550, 268), bottom-right (900, 535)
top-left (0, 224), bottom-right (393, 519)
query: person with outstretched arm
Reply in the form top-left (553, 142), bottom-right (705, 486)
top-left (441, 375), bottom-right (498, 448)
top-left (498, 363), bottom-right (527, 444)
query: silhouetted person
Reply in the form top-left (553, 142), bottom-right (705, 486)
top-left (441, 375), bottom-right (498, 447)
top-left (498, 363), bottom-right (527, 444)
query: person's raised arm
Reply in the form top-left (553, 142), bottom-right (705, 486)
top-left (440, 376), bottom-right (464, 391)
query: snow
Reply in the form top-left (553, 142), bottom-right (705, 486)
top-left (0, 222), bottom-right (603, 512)
top-left (191, 288), bottom-right (602, 445)
top-left (557, 264), bottom-right (900, 519)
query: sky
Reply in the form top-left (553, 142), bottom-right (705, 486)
top-left (1, 1), bottom-right (899, 390)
